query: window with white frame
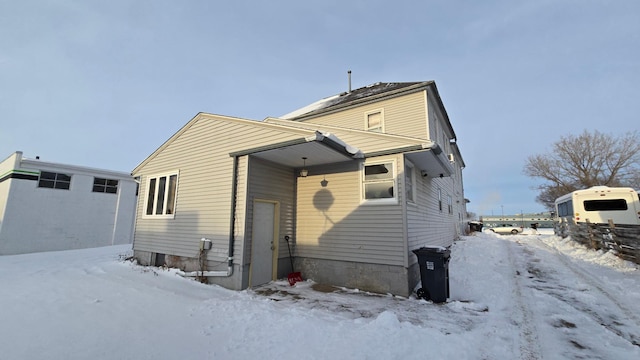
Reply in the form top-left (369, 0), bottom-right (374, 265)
top-left (405, 161), bottom-right (415, 203)
top-left (447, 195), bottom-right (453, 214)
top-left (365, 109), bottom-right (384, 132)
top-left (438, 187), bottom-right (442, 212)
top-left (144, 172), bottom-right (179, 217)
top-left (363, 161), bottom-right (396, 202)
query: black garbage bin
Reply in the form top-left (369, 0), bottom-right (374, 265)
top-left (413, 246), bottom-right (450, 303)
top-left (469, 221), bottom-right (483, 232)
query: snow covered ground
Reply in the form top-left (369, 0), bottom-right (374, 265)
top-left (1, 232), bottom-right (639, 359)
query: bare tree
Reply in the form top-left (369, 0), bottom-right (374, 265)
top-left (524, 130), bottom-right (640, 210)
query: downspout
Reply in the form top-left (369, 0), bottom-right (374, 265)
top-left (178, 155), bottom-right (237, 278)
top-left (110, 184), bottom-right (122, 246)
top-left (130, 176), bottom-right (141, 252)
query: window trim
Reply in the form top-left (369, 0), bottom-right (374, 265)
top-left (361, 159), bottom-right (397, 205)
top-left (92, 177), bottom-right (119, 194)
top-left (583, 199), bottom-right (628, 211)
top-left (38, 171), bottom-right (71, 190)
top-left (364, 108), bottom-right (385, 133)
top-left (143, 171), bottom-right (179, 219)
top-left (438, 187), bottom-right (443, 212)
top-left (405, 160), bottom-right (416, 203)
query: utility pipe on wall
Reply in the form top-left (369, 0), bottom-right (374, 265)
top-left (177, 155), bottom-right (239, 278)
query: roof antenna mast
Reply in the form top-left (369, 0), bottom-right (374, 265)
top-left (347, 70), bottom-right (352, 93)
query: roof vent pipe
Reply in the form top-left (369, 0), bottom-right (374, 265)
top-left (348, 70), bottom-right (352, 93)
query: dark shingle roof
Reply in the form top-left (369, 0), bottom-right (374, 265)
top-left (329, 81), bottom-right (425, 107)
top-left (282, 81), bottom-right (431, 120)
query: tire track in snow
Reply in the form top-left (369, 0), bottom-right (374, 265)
top-left (505, 239), bottom-right (542, 360)
top-left (531, 237), bottom-right (640, 347)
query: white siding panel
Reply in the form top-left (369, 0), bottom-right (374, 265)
top-left (1, 170), bottom-right (137, 255)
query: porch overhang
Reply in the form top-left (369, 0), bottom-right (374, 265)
top-left (367, 143), bottom-right (454, 178)
top-left (405, 144), bottom-right (454, 178)
top-left (229, 131), bottom-right (363, 167)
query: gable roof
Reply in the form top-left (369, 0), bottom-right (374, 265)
top-left (131, 113), bottom-right (364, 174)
top-left (133, 80), bottom-right (460, 177)
top-left (279, 80), bottom-right (457, 141)
top-left (281, 81), bottom-right (426, 119)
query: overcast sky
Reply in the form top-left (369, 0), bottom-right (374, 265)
top-left (1, 0), bottom-right (638, 216)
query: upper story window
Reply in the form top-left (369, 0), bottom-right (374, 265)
top-left (144, 172), bottom-right (179, 218)
top-left (365, 109), bottom-right (384, 133)
top-left (438, 187), bottom-right (442, 212)
top-left (93, 178), bottom-right (119, 194)
top-left (38, 171), bottom-right (71, 190)
top-left (363, 161), bottom-right (396, 203)
top-left (405, 161), bottom-right (415, 203)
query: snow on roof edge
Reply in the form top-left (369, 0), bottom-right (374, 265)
top-left (279, 94), bottom-right (341, 120)
top-left (320, 131), bottom-right (362, 157)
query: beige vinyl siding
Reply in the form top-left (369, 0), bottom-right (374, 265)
top-left (244, 157), bottom-right (295, 265)
top-left (402, 91), bottom-right (461, 260)
top-left (451, 159), bottom-right (467, 234)
top-left (325, 131), bottom-right (422, 155)
top-left (265, 118), bottom-right (432, 155)
top-left (298, 91), bottom-right (429, 139)
top-left (296, 157), bottom-right (405, 266)
top-left (133, 114), bottom-right (311, 261)
top-left (406, 172), bottom-right (457, 265)
top-left (426, 92), bottom-right (455, 156)
top-left (233, 155), bottom-right (248, 265)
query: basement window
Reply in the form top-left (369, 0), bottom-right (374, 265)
top-left (144, 172), bottom-right (179, 218)
top-left (38, 171), bottom-right (71, 190)
top-left (363, 161), bottom-right (396, 203)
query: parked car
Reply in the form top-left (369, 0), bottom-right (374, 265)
top-left (488, 224), bottom-right (524, 235)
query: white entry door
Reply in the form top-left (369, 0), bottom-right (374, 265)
top-left (251, 201), bottom-right (276, 287)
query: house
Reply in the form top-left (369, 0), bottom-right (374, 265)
top-left (131, 81), bottom-right (466, 297)
top-left (0, 151), bottom-right (138, 255)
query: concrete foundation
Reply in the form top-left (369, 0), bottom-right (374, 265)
top-left (133, 249), bottom-right (424, 297)
top-left (297, 257), bottom-right (417, 297)
top-left (133, 249), bottom-right (246, 290)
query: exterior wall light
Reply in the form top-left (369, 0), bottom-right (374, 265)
top-left (299, 157), bottom-right (308, 177)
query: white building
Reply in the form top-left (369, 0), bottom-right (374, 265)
top-left (0, 151), bottom-right (138, 255)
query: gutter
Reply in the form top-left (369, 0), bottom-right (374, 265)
top-left (305, 131), bottom-right (364, 158)
top-left (177, 269), bottom-right (232, 277)
top-left (230, 131), bottom-right (362, 160)
top-left (366, 142), bottom-right (454, 177)
top-left (364, 142), bottom-right (440, 158)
